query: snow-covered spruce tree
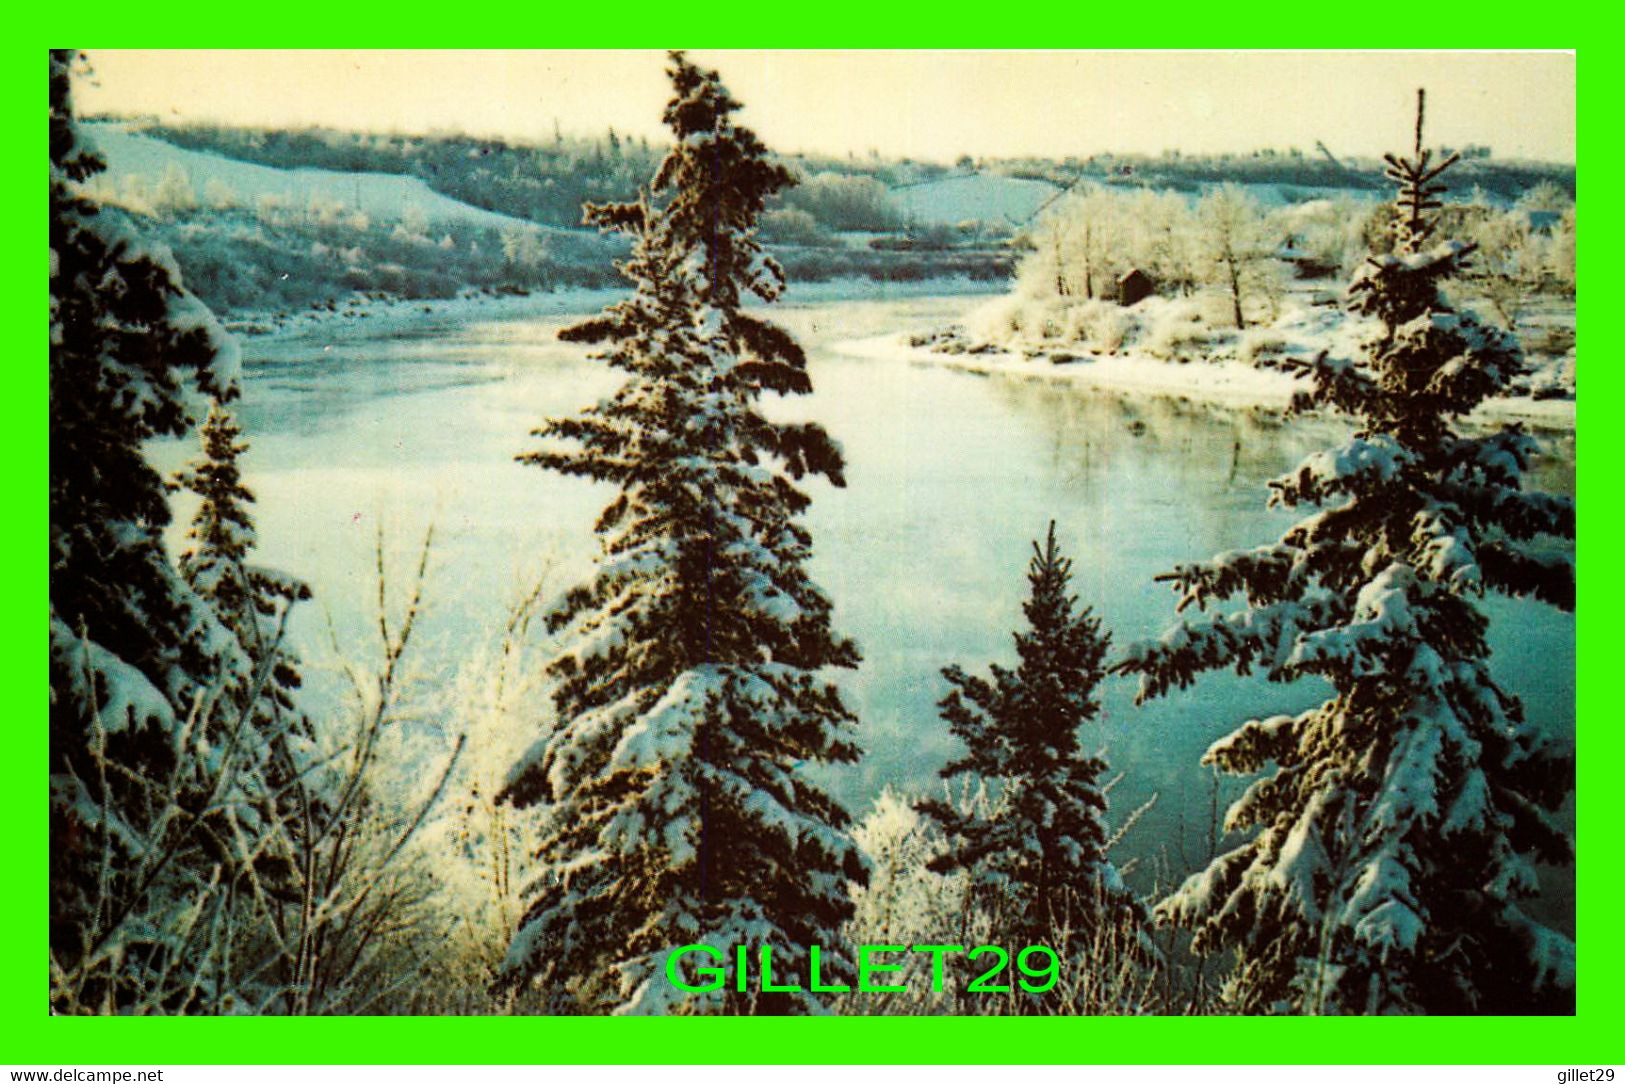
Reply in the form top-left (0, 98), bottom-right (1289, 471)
top-left (176, 403), bottom-right (312, 726)
top-left (500, 52), bottom-right (866, 1015)
top-left (50, 50), bottom-right (257, 1010)
top-left (1116, 92), bottom-right (1575, 1015)
top-left (918, 524), bottom-right (1144, 1001)
top-left (175, 403), bottom-right (320, 850)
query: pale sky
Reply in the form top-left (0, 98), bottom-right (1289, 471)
top-left (76, 50), bottom-right (1576, 164)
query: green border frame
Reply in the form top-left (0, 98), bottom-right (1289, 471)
top-left (8, 12), bottom-right (1614, 1065)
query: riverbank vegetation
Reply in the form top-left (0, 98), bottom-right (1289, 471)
top-left (945, 178), bottom-right (1575, 405)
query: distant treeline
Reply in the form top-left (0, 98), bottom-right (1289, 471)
top-left (991, 152), bottom-right (1574, 203)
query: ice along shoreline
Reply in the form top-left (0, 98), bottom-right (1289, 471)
top-left (832, 331), bottom-right (1576, 433)
top-left (228, 282), bottom-right (1574, 434)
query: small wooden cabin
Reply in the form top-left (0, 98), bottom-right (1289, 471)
top-left (1117, 267), bottom-right (1154, 306)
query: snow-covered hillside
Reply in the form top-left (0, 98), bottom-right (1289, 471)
top-left (892, 173), bottom-right (1062, 227)
top-left (1189, 180), bottom-right (1380, 208)
top-left (85, 123), bottom-right (540, 233)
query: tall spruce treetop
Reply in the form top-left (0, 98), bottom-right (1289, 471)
top-left (176, 402), bottom-right (317, 811)
top-left (1117, 91), bottom-right (1575, 1014)
top-left (500, 52), bottom-right (865, 1015)
top-left (919, 525), bottom-right (1141, 961)
top-left (176, 403), bottom-right (311, 715)
top-left (49, 49), bottom-right (251, 1004)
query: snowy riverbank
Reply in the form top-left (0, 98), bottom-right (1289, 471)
top-left (224, 275), bottom-right (1008, 342)
top-left (834, 331), bottom-right (1576, 432)
top-left (229, 280), bottom-right (1574, 434)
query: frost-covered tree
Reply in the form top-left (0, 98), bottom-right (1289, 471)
top-left (500, 52), bottom-right (866, 1015)
top-left (1117, 91), bottom-right (1575, 1015)
top-left (153, 162), bottom-right (198, 218)
top-left (1195, 183), bottom-right (1279, 329)
top-left (919, 525), bottom-right (1143, 972)
top-left (1018, 187), bottom-right (1204, 309)
top-left (1127, 188), bottom-right (1201, 296)
top-left (1052, 189), bottom-right (1123, 301)
top-left (49, 49), bottom-right (253, 1010)
top-left (1546, 205), bottom-right (1576, 294)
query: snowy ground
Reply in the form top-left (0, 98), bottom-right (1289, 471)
top-left (892, 173), bottom-right (1063, 227)
top-left (866, 289), bottom-right (1577, 431)
top-left (837, 333), bottom-right (1576, 431)
top-left (224, 274), bottom-right (1011, 339)
top-left (888, 173), bottom-right (1383, 233)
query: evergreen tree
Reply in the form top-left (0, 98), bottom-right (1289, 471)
top-left (175, 402), bottom-right (318, 833)
top-left (1117, 91), bottom-right (1575, 1015)
top-left (176, 402), bottom-right (311, 720)
top-left (50, 49), bottom-right (252, 1009)
top-left (918, 524), bottom-right (1143, 995)
top-left (500, 52), bottom-right (865, 1015)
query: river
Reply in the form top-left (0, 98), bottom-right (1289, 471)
top-left (155, 291), bottom-right (1576, 920)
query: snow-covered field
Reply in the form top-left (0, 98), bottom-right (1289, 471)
top-left (84, 123), bottom-right (545, 233)
top-left (887, 172), bottom-right (1383, 232)
top-left (1191, 180), bottom-right (1381, 209)
top-left (892, 173), bottom-right (1063, 226)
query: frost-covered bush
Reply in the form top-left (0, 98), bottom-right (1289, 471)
top-left (1141, 297), bottom-right (1223, 361)
top-left (409, 572), bottom-right (561, 1011)
top-left (1275, 197), bottom-right (1371, 279)
top-left (1444, 186), bottom-right (1577, 325)
top-left (986, 182), bottom-right (1294, 358)
top-left (760, 206), bottom-right (832, 246)
top-left (968, 289), bottom-right (1277, 364)
top-left (1067, 300), bottom-right (1131, 353)
top-left (848, 788), bottom-right (961, 946)
top-left (1237, 328), bottom-right (1290, 368)
top-left (153, 163), bottom-right (199, 217)
top-left (782, 170), bottom-right (900, 231)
